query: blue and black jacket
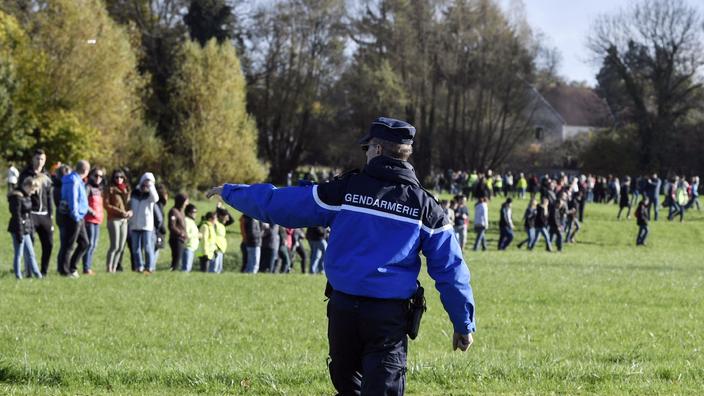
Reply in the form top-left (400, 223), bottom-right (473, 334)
top-left (221, 156), bottom-right (476, 334)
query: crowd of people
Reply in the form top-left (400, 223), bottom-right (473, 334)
top-left (4, 150), bottom-right (327, 280)
top-left (436, 169), bottom-right (700, 251)
top-left (5, 151), bottom-right (702, 279)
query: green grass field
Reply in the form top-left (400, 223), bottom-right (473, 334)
top-left (1, 186), bottom-right (703, 395)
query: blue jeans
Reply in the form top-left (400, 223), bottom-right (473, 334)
top-left (181, 248), bottom-right (195, 272)
top-left (83, 222), bottom-right (100, 272)
top-left (245, 246), bottom-right (261, 273)
top-left (529, 227), bottom-right (552, 251)
top-left (309, 240), bottom-right (327, 273)
top-left (498, 226), bottom-right (514, 250)
top-left (131, 230), bottom-right (155, 272)
top-left (637, 225), bottom-right (649, 245)
top-left (472, 226), bottom-right (487, 251)
top-left (209, 251), bottom-right (223, 273)
top-left (648, 195), bottom-right (659, 220)
top-left (517, 227), bottom-right (535, 248)
top-left (12, 233), bottom-right (41, 279)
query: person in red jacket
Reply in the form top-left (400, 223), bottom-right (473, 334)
top-left (82, 168), bottom-right (105, 275)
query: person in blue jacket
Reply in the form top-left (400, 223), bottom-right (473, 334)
top-left (207, 117), bottom-right (475, 395)
top-left (56, 160), bottom-right (90, 278)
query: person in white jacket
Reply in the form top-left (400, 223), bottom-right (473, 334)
top-left (472, 197), bottom-right (489, 251)
top-left (129, 172), bottom-right (159, 273)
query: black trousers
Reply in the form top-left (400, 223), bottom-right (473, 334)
top-left (327, 291), bottom-right (408, 396)
top-left (56, 214), bottom-right (89, 275)
top-left (30, 213), bottom-right (54, 275)
top-left (169, 237), bottom-right (184, 271)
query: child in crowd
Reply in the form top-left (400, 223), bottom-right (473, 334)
top-left (8, 177), bottom-right (42, 279)
top-left (182, 204), bottom-right (200, 272)
top-left (635, 197), bottom-right (650, 246)
top-left (198, 211), bottom-right (216, 272)
top-left (211, 210), bottom-right (229, 273)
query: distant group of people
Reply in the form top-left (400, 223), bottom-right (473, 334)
top-left (437, 170), bottom-right (700, 250)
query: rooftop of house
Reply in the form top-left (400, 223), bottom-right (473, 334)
top-left (540, 84), bottom-right (613, 128)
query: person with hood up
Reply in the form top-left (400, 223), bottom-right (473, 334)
top-left (129, 172), bottom-right (159, 273)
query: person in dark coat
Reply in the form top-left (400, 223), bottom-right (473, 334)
top-left (529, 197), bottom-right (552, 251)
top-left (617, 176), bottom-right (632, 220)
top-left (168, 193), bottom-right (189, 271)
top-left (7, 177), bottom-right (43, 279)
top-left (635, 197), bottom-right (650, 245)
top-left (18, 149), bottom-right (54, 276)
top-left (243, 215), bottom-right (262, 273)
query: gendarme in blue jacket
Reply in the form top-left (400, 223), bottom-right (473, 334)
top-left (61, 171), bottom-right (88, 222)
top-left (222, 156), bottom-right (475, 334)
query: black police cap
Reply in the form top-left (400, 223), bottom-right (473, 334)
top-left (357, 117), bottom-right (416, 145)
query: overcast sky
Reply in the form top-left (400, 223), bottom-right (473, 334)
top-left (499, 0), bottom-right (704, 86)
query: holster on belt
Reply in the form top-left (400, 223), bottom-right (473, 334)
top-left (407, 281), bottom-right (427, 340)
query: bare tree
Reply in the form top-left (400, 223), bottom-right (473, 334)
top-left (588, 0), bottom-right (704, 172)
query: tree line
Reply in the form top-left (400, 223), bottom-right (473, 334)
top-left (1, 0), bottom-right (703, 189)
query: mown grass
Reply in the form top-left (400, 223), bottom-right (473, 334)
top-left (1, 186), bottom-right (703, 395)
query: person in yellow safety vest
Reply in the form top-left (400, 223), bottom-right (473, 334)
top-left (182, 204), bottom-right (201, 272)
top-left (198, 212), bottom-right (217, 272)
top-left (494, 175), bottom-right (503, 197)
top-left (517, 173), bottom-right (528, 199)
top-left (485, 175), bottom-right (494, 198)
top-left (211, 211), bottom-right (228, 273)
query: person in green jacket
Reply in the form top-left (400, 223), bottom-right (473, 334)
top-left (182, 204), bottom-right (200, 272)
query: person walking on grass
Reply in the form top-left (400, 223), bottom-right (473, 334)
top-left (453, 194), bottom-right (469, 250)
top-left (18, 149), bottom-right (54, 276)
top-left (104, 170), bottom-right (132, 273)
top-left (129, 172), bottom-right (159, 273)
top-left (685, 176), bottom-right (700, 211)
top-left (56, 160), bottom-right (90, 278)
top-left (617, 176), bottom-right (632, 220)
top-left (646, 174), bottom-right (661, 221)
top-left (516, 198), bottom-right (536, 249)
top-left (548, 193), bottom-right (567, 252)
top-left (181, 204), bottom-right (200, 272)
top-left (472, 196), bottom-right (489, 251)
top-left (7, 177), bottom-right (42, 279)
top-left (565, 191), bottom-right (581, 243)
top-left (206, 116), bottom-right (475, 395)
top-left (529, 197), bottom-right (552, 251)
top-left (497, 198), bottom-right (514, 250)
top-left (82, 168), bottom-right (105, 275)
top-left (635, 198), bottom-right (650, 246)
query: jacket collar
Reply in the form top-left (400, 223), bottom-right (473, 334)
top-left (363, 156), bottom-right (420, 187)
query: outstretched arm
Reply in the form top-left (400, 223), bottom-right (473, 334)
top-left (207, 183), bottom-right (339, 229)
